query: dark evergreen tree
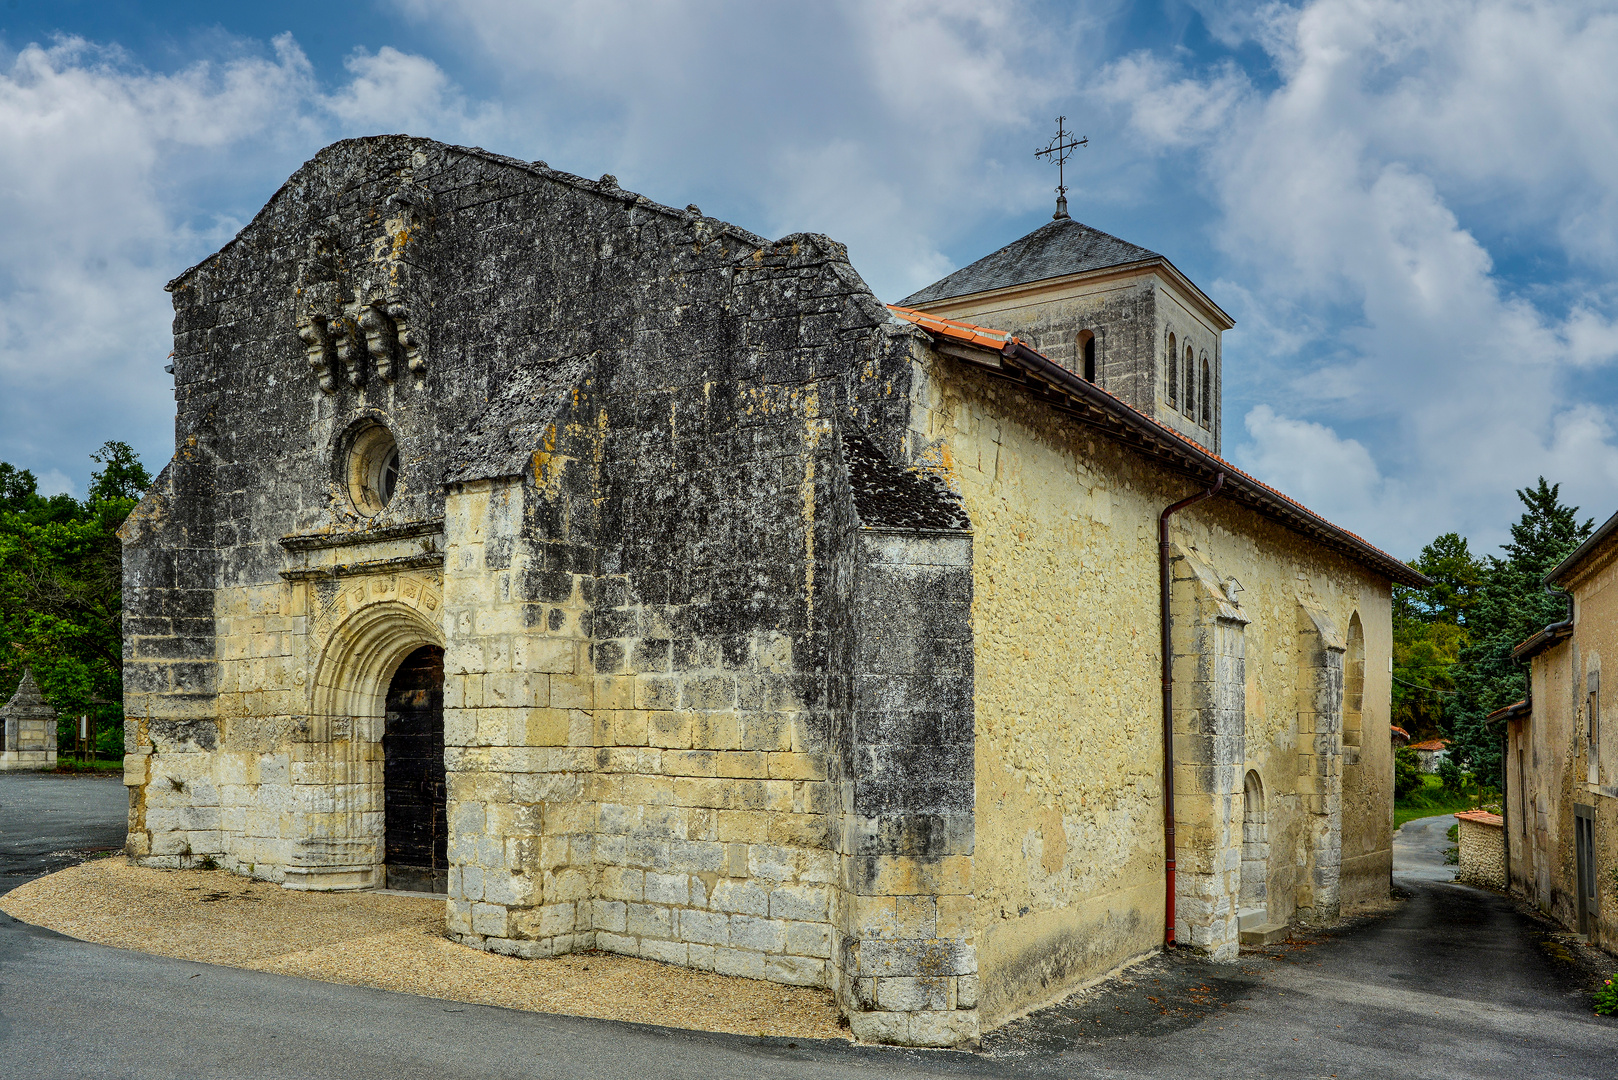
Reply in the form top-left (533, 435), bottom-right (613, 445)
top-left (1448, 479), bottom-right (1592, 785)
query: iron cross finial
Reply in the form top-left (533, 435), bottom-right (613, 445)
top-left (1035, 116), bottom-right (1088, 220)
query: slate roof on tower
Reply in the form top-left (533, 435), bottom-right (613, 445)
top-left (900, 217), bottom-right (1165, 306)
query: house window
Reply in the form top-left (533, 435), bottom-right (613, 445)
top-left (1167, 333), bottom-right (1178, 406)
top-left (1590, 670), bottom-right (1600, 755)
top-left (1079, 330), bottom-right (1097, 382)
top-left (347, 423), bottom-right (401, 517)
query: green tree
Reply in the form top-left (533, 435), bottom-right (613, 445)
top-left (1391, 533), bottom-right (1482, 737)
top-left (1448, 478), bottom-right (1592, 786)
top-left (0, 441), bottom-right (150, 755)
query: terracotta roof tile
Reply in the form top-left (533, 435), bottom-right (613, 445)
top-left (1455, 809), bottom-right (1503, 827)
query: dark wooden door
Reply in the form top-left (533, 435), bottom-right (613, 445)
top-left (383, 645), bottom-right (447, 893)
top-left (1575, 804), bottom-right (1596, 936)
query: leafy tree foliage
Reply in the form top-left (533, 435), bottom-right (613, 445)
top-left (0, 443), bottom-right (150, 754)
top-left (1392, 533), bottom-right (1481, 738)
top-left (1446, 479), bottom-right (1592, 786)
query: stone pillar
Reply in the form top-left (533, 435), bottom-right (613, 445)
top-left (833, 526), bottom-right (978, 1048)
top-left (1296, 598), bottom-right (1345, 923)
top-left (1168, 545), bottom-right (1247, 960)
top-left (0, 669), bottom-right (58, 771)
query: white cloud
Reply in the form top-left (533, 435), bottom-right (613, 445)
top-left (1094, 0), bottom-right (1618, 554)
top-left (0, 34), bottom-right (500, 491)
top-left (387, 0), bottom-right (1085, 299)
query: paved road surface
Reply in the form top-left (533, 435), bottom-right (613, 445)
top-left (1394, 812), bottom-right (1460, 882)
top-left (0, 779), bottom-right (1612, 1078)
top-left (0, 772), bottom-right (127, 895)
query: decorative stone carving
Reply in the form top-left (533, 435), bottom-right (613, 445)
top-left (333, 317), bottom-right (365, 387)
top-left (297, 314), bottom-right (338, 393)
top-left (357, 305), bottom-right (397, 380)
top-left (386, 302), bottom-right (426, 374)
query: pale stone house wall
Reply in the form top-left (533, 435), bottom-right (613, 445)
top-left (1512, 523), bottom-right (1618, 950)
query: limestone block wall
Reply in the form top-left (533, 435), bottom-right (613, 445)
top-left (832, 525), bottom-right (977, 1046)
top-left (1170, 546), bottom-right (1250, 959)
top-left (894, 341), bottom-right (1393, 1028)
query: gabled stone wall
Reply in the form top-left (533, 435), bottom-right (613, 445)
top-left (123, 136), bottom-right (981, 1046)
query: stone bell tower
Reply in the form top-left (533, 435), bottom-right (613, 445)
top-left (898, 216), bottom-right (1233, 455)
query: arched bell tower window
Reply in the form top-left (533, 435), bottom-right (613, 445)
top-left (1200, 354), bottom-right (1212, 428)
top-left (347, 423), bottom-right (401, 518)
top-left (1167, 333), bottom-right (1178, 406)
top-left (1183, 344), bottom-right (1196, 418)
top-left (1078, 330), bottom-right (1097, 382)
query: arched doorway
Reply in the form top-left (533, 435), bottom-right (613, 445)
top-left (1239, 770), bottom-right (1268, 928)
top-left (383, 644), bottom-right (447, 893)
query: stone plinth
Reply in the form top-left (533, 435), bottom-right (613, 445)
top-left (1, 669), bottom-right (58, 771)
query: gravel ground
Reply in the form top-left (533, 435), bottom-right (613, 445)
top-left (1, 859), bottom-right (847, 1042)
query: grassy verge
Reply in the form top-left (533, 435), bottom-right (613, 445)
top-left (1394, 774), bottom-right (1487, 828)
top-left (52, 758), bottom-right (124, 774)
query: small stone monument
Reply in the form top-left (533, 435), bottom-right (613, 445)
top-left (0, 668), bottom-right (58, 771)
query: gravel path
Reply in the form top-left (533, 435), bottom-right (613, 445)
top-left (1, 859), bottom-right (846, 1042)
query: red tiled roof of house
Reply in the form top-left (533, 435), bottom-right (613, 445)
top-left (1408, 738), bottom-right (1450, 752)
top-left (1391, 725), bottom-right (1411, 742)
top-left (1455, 809), bottom-right (1503, 827)
top-left (885, 304), bottom-right (1429, 587)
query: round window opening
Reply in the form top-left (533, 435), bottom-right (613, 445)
top-left (347, 424), bottom-right (401, 517)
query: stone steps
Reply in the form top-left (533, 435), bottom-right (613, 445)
top-left (1239, 922), bottom-right (1291, 945)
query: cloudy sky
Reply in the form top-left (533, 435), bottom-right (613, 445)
top-left (2, 0), bottom-right (1615, 558)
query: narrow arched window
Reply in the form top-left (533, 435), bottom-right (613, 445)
top-left (1079, 330), bottom-right (1096, 382)
top-left (1200, 355), bottom-right (1212, 427)
top-left (1184, 345), bottom-right (1196, 417)
top-left (1167, 333), bottom-right (1178, 406)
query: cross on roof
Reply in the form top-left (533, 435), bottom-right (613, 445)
top-left (1035, 116), bottom-right (1088, 221)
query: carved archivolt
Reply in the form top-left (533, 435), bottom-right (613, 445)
top-left (308, 579), bottom-right (444, 740)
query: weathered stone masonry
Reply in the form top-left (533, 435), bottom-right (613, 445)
top-left (123, 137), bottom-right (979, 1045)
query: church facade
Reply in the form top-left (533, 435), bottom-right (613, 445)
top-left (121, 136), bottom-right (1422, 1046)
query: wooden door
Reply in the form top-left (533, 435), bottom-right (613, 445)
top-left (383, 645), bottom-right (447, 893)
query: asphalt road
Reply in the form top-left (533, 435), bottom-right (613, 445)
top-left (0, 772), bottom-right (127, 895)
top-left (0, 777), bottom-right (1613, 1078)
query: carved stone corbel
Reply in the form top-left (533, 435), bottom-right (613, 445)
top-left (357, 305), bottom-right (397, 380)
top-left (333, 318), bottom-right (364, 387)
top-left (296, 314), bottom-right (337, 393)
top-left (385, 302), bottom-right (427, 374)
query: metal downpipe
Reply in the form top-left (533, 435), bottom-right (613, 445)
top-left (1159, 472), bottom-right (1224, 948)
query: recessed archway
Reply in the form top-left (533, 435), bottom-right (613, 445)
top-left (1240, 770), bottom-right (1269, 927)
top-left (286, 593), bottom-right (445, 891)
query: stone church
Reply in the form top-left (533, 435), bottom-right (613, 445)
top-left (121, 136), bottom-right (1424, 1046)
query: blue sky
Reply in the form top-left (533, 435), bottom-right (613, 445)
top-left (3, 0), bottom-right (1616, 558)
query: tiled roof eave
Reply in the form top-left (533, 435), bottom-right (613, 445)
top-left (886, 305), bottom-right (1430, 589)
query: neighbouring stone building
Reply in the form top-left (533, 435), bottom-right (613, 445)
top-left (1504, 507), bottom-right (1618, 949)
top-left (121, 136), bottom-right (1423, 1045)
top-left (1, 668), bottom-right (57, 771)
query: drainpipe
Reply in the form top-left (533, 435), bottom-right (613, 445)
top-left (1159, 472), bottom-right (1224, 948)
